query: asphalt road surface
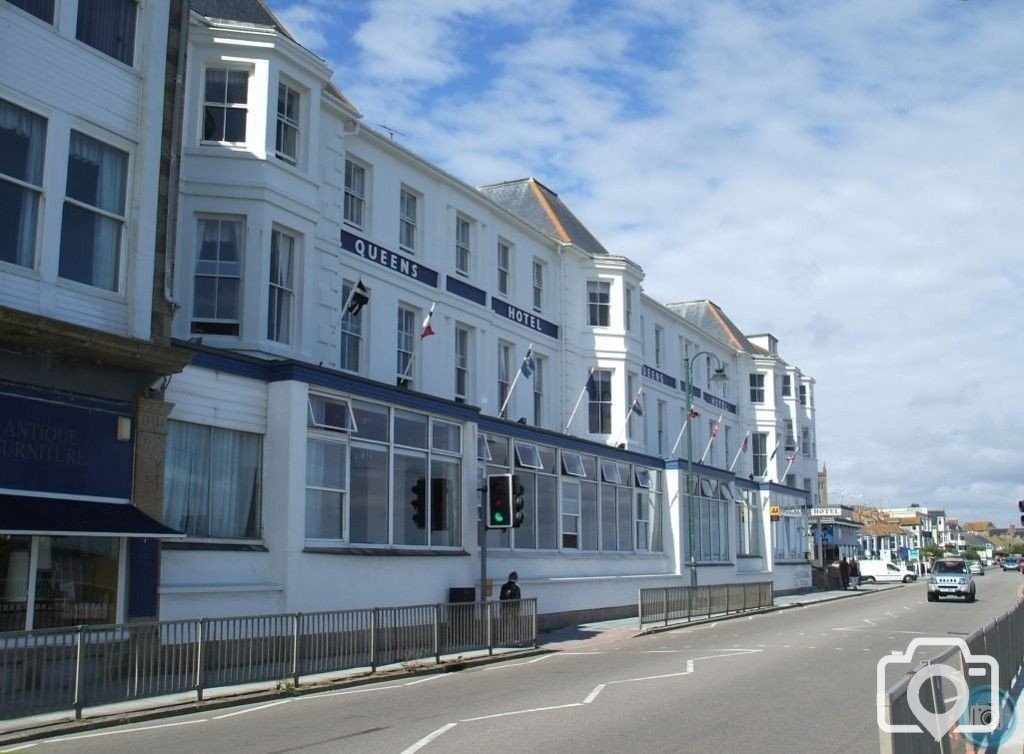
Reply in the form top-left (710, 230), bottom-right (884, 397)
top-left (11, 571), bottom-right (1023, 754)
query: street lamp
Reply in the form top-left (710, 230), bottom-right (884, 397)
top-left (684, 352), bottom-right (728, 588)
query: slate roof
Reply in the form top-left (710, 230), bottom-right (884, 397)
top-left (477, 179), bottom-right (610, 258)
top-left (665, 300), bottom-right (759, 354)
top-left (190, 0), bottom-right (359, 115)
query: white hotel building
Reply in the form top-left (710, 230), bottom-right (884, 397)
top-left (155, 0), bottom-right (820, 626)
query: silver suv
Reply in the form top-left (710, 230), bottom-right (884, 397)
top-left (927, 558), bottom-right (976, 602)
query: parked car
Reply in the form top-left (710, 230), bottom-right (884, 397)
top-left (1001, 557), bottom-right (1020, 572)
top-left (927, 558), bottom-right (976, 602)
top-left (858, 559), bottom-right (917, 584)
top-left (968, 561), bottom-right (984, 575)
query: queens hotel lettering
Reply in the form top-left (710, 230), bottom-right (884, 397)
top-left (341, 230), bottom-right (440, 288)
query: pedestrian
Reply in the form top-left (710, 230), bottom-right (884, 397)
top-left (499, 571), bottom-right (521, 619)
top-left (839, 556), bottom-right (850, 590)
top-left (849, 557), bottom-right (860, 590)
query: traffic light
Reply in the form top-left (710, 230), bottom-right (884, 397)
top-left (411, 478), bottom-right (427, 529)
top-left (1018, 500), bottom-right (1024, 527)
top-left (512, 476), bottom-right (525, 528)
top-left (487, 474), bottom-right (513, 528)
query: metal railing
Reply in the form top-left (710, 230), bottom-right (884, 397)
top-left (637, 582), bottom-right (773, 629)
top-left (0, 598), bottom-right (537, 721)
top-left (878, 598), bottom-right (1024, 753)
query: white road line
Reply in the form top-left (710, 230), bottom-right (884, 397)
top-left (483, 654), bottom-right (554, 669)
top-left (864, 619), bottom-right (877, 625)
top-left (213, 699), bottom-right (292, 719)
top-left (583, 684), bottom-right (605, 704)
top-left (0, 744), bottom-right (38, 751)
top-left (461, 703), bottom-right (583, 722)
top-left (317, 685), bottom-right (401, 698)
top-left (404, 675), bottom-right (446, 686)
top-left (401, 722), bottom-right (458, 754)
top-left (691, 649), bottom-right (762, 662)
top-left (49, 719), bottom-right (207, 742)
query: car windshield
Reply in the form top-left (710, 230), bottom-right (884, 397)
top-left (934, 561), bottom-right (966, 574)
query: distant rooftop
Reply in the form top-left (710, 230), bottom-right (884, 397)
top-left (478, 178), bottom-right (610, 258)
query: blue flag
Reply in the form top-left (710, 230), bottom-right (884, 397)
top-left (630, 391), bottom-right (644, 417)
top-left (520, 347), bottom-right (535, 379)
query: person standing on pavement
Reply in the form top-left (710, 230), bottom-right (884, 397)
top-left (500, 571), bottom-right (521, 618)
top-left (839, 556), bottom-right (850, 590)
top-left (849, 557), bottom-right (860, 590)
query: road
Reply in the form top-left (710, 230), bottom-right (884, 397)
top-left (11, 570), bottom-right (1023, 754)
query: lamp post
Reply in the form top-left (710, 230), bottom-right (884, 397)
top-left (684, 352), bottom-right (728, 588)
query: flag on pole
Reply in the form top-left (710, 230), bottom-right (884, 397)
top-left (689, 409), bottom-right (699, 419)
top-left (728, 430), bottom-right (750, 472)
top-left (710, 414), bottom-right (722, 438)
top-left (630, 390), bottom-right (644, 417)
top-left (585, 369), bottom-right (597, 397)
top-left (520, 346), bottom-right (535, 379)
top-left (768, 436), bottom-right (781, 462)
top-left (566, 367), bottom-right (597, 433)
top-left (345, 280), bottom-right (370, 316)
top-left (420, 302), bottom-right (436, 339)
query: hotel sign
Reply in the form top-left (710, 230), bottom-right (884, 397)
top-left (341, 230), bottom-right (439, 288)
top-left (491, 299), bottom-right (559, 340)
top-left (810, 507), bottom-right (842, 518)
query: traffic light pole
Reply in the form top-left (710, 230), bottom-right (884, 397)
top-left (479, 486), bottom-right (487, 603)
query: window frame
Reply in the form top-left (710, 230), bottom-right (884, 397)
top-left (202, 66), bottom-right (249, 145)
top-left (275, 80), bottom-right (300, 165)
top-left (587, 280), bottom-right (611, 327)
top-left (191, 215), bottom-right (243, 336)
top-left (267, 227), bottom-right (296, 344)
top-left (532, 259), bottom-right (543, 312)
top-left (587, 368), bottom-right (613, 434)
top-left (396, 305), bottom-right (416, 387)
top-left (339, 279), bottom-right (364, 373)
top-left (399, 186), bottom-right (418, 253)
top-left (76, 0), bottom-right (137, 66)
top-left (454, 324), bottom-right (470, 403)
top-left (455, 214), bottom-right (471, 276)
top-left (0, 98), bottom-right (47, 270)
top-left (496, 239), bottom-right (511, 296)
top-left (749, 373), bottom-right (765, 403)
top-left (344, 157), bottom-right (368, 229)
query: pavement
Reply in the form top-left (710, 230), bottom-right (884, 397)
top-left (0, 582), bottom-right (901, 747)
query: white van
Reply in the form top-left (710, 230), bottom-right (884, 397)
top-left (858, 559), bottom-right (917, 584)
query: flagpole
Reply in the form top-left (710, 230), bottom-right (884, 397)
top-left (699, 414), bottom-right (723, 464)
top-left (564, 367), bottom-right (594, 433)
top-left (762, 435), bottom-right (783, 482)
top-left (612, 389), bottom-right (642, 448)
top-left (498, 344), bottom-right (532, 419)
top-left (320, 278), bottom-right (361, 367)
top-left (781, 445), bottom-right (798, 480)
top-left (728, 431), bottom-right (750, 472)
top-left (669, 414), bottom-right (694, 458)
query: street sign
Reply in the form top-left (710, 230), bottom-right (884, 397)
top-left (770, 505), bottom-right (781, 522)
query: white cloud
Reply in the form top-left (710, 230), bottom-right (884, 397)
top-left (267, 0), bottom-right (1024, 524)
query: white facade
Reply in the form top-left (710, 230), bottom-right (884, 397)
top-left (157, 5), bottom-right (819, 623)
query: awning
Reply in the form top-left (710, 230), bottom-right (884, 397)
top-left (0, 495), bottom-right (184, 538)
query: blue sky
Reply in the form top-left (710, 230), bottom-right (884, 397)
top-left (268, 0), bottom-right (1024, 525)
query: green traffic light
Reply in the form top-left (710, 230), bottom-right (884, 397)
top-left (493, 512), bottom-right (505, 522)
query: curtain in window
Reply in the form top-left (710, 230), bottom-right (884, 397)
top-left (209, 429), bottom-right (260, 538)
top-left (0, 101), bottom-right (45, 268)
top-left (76, 0), bottom-right (136, 65)
top-left (66, 132), bottom-right (126, 289)
top-left (164, 422), bottom-right (211, 535)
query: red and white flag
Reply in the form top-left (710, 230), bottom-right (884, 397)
top-left (420, 302), bottom-right (436, 339)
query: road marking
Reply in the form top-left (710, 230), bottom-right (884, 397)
top-left (213, 699), bottom-right (292, 719)
top-left (401, 722), bottom-right (458, 754)
top-left (48, 719), bottom-right (207, 742)
top-left (0, 744), bottom-right (38, 751)
top-left (483, 655), bottom-right (555, 669)
top-left (404, 675), bottom-right (446, 686)
top-left (583, 684), bottom-right (605, 704)
top-left (461, 702), bottom-right (584, 722)
top-left (864, 619), bottom-right (876, 626)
